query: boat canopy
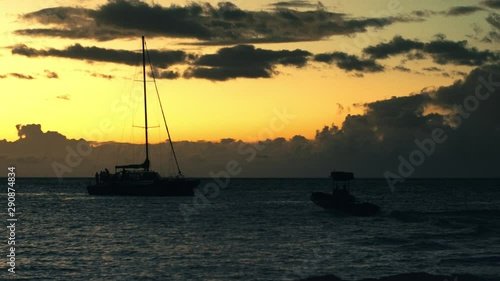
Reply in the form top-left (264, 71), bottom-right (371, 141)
top-left (116, 159), bottom-right (150, 170)
top-left (330, 171), bottom-right (354, 181)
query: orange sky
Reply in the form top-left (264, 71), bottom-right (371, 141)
top-left (1, 0), bottom-right (497, 143)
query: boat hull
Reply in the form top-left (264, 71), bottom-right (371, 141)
top-left (311, 192), bottom-right (380, 216)
top-left (87, 178), bottom-right (200, 196)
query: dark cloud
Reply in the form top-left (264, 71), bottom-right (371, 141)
top-left (479, 13), bottom-right (500, 43)
top-left (17, 124), bottom-right (42, 138)
top-left (447, 6), bottom-right (484, 16)
top-left (93, 1), bottom-right (212, 40)
top-left (405, 51), bottom-right (426, 61)
top-left (15, 6), bottom-right (137, 41)
top-left (214, 2), bottom-right (249, 21)
top-left (12, 41), bottom-right (384, 80)
top-left (364, 36), bottom-right (425, 59)
top-left (412, 6), bottom-right (485, 18)
top-left (336, 103), bottom-right (345, 115)
top-left (21, 7), bottom-right (93, 25)
top-left (482, 30), bottom-right (500, 43)
top-left (393, 65), bottom-right (411, 72)
top-left (185, 65), bottom-right (271, 80)
top-left (452, 70), bottom-right (468, 76)
top-left (422, 67), bottom-right (442, 72)
top-left (220, 138), bottom-right (236, 145)
top-left (56, 94), bottom-right (70, 100)
top-left (11, 43), bottom-right (190, 68)
top-left (149, 69), bottom-right (180, 80)
top-left (411, 6), bottom-right (487, 21)
top-left (185, 44), bottom-right (311, 80)
top-left (15, 3), bottom-right (209, 41)
top-left (317, 17), bottom-right (397, 36)
top-left (412, 10), bottom-right (437, 18)
top-left (91, 73), bottom-right (114, 79)
top-left (364, 36), bottom-right (499, 66)
top-left (482, 0), bottom-right (500, 9)
top-left (16, 1), bottom-right (411, 44)
top-left (268, 1), bottom-right (318, 8)
top-left (195, 45), bottom-right (310, 67)
top-left (314, 52), bottom-right (383, 72)
top-left (14, 28), bottom-right (138, 42)
top-left (424, 39), bottom-right (497, 65)
top-left (16, 124), bottom-right (68, 143)
top-left (45, 70), bottom-right (58, 78)
top-left (366, 94), bottom-right (432, 129)
top-left (486, 13), bottom-right (500, 29)
top-left (429, 64), bottom-right (499, 108)
top-left (1, 124), bottom-right (85, 177)
top-left (309, 64), bottom-right (500, 177)
top-left (5, 73), bottom-right (35, 79)
top-left (467, 23), bottom-right (483, 40)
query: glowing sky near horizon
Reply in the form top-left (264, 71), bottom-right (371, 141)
top-left (0, 0), bottom-right (498, 143)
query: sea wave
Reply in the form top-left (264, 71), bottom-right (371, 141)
top-left (438, 255), bottom-right (500, 265)
top-left (300, 272), bottom-right (496, 281)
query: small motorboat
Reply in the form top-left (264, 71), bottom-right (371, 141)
top-left (311, 171), bottom-right (380, 216)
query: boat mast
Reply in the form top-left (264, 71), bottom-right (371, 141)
top-left (143, 43), bottom-right (183, 176)
top-left (142, 36), bottom-right (149, 170)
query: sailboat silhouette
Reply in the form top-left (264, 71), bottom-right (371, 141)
top-left (87, 36), bottom-right (200, 196)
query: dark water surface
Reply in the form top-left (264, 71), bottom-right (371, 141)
top-left (2, 178), bottom-right (499, 280)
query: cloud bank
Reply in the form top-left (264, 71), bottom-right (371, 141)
top-left (364, 35), bottom-right (499, 66)
top-left (185, 44), bottom-right (311, 80)
top-left (2, 64), bottom-right (498, 178)
top-left (314, 52), bottom-right (383, 72)
top-left (14, 33), bottom-right (498, 81)
top-left (482, 0), bottom-right (500, 9)
top-left (15, 0), bottom-right (411, 44)
top-left (0, 73), bottom-right (35, 79)
top-left (12, 43), bottom-right (190, 68)
top-left (446, 6), bottom-right (484, 16)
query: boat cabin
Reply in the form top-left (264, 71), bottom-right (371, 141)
top-left (330, 171), bottom-right (354, 190)
top-left (330, 171), bottom-right (355, 204)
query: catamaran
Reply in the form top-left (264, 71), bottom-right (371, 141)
top-left (87, 36), bottom-right (200, 196)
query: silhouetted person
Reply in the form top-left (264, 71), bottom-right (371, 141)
top-left (99, 171), bottom-right (105, 183)
top-left (95, 172), bottom-right (99, 184)
top-left (122, 169), bottom-right (128, 180)
top-left (101, 170), bottom-right (109, 182)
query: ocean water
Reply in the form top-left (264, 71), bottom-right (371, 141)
top-left (2, 178), bottom-right (500, 280)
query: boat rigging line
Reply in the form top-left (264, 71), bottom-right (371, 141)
top-left (144, 38), bottom-right (183, 177)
